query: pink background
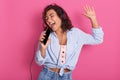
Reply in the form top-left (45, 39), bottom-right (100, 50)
top-left (0, 0), bottom-right (120, 80)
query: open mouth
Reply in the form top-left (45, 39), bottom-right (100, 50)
top-left (49, 22), bottom-right (55, 29)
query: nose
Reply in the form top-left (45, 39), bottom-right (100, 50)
top-left (46, 18), bottom-right (53, 25)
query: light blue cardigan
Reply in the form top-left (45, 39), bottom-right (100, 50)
top-left (35, 27), bottom-right (104, 76)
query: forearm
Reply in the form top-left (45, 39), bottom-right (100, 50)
top-left (35, 43), bottom-right (46, 65)
top-left (90, 18), bottom-right (99, 28)
top-left (40, 47), bottom-right (46, 58)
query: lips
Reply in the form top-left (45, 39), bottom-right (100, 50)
top-left (49, 22), bottom-right (55, 29)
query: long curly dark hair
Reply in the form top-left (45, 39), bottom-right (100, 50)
top-left (42, 3), bottom-right (73, 32)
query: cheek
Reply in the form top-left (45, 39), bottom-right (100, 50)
top-left (55, 17), bottom-right (62, 25)
top-left (58, 19), bottom-right (62, 26)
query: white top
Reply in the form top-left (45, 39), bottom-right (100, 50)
top-left (60, 45), bottom-right (66, 64)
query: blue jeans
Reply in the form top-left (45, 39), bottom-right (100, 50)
top-left (38, 67), bottom-right (72, 80)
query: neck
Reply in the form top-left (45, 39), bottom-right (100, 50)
top-left (55, 28), bottom-right (67, 45)
top-left (55, 28), bottom-right (64, 36)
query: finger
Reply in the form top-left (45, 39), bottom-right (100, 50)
top-left (40, 34), bottom-right (46, 39)
top-left (85, 5), bottom-right (90, 12)
top-left (84, 5), bottom-right (88, 12)
top-left (39, 37), bottom-right (45, 43)
top-left (39, 40), bottom-right (43, 45)
top-left (82, 14), bottom-right (90, 19)
top-left (84, 5), bottom-right (87, 12)
top-left (88, 5), bottom-right (93, 12)
top-left (39, 33), bottom-right (46, 39)
top-left (40, 31), bottom-right (46, 36)
top-left (91, 6), bottom-right (95, 13)
top-left (41, 37), bottom-right (45, 41)
top-left (42, 34), bottom-right (46, 37)
top-left (81, 13), bottom-right (87, 17)
top-left (42, 35), bottom-right (46, 39)
top-left (40, 35), bottom-right (45, 40)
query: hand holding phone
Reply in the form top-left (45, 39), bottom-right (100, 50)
top-left (43, 28), bottom-right (51, 45)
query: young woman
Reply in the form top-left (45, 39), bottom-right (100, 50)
top-left (35, 4), bottom-right (104, 80)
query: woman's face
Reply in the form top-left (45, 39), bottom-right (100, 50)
top-left (45, 9), bottom-right (62, 32)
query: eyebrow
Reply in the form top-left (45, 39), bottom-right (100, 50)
top-left (45, 13), bottom-right (54, 19)
top-left (49, 13), bottom-right (54, 16)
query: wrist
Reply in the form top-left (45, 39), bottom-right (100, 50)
top-left (90, 18), bottom-right (99, 28)
top-left (90, 17), bottom-right (97, 22)
top-left (40, 48), bottom-right (46, 58)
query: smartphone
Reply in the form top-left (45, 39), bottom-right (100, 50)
top-left (43, 27), bottom-right (51, 45)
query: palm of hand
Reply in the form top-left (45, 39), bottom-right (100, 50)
top-left (83, 5), bottom-right (96, 20)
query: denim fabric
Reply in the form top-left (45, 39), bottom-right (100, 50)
top-left (38, 67), bottom-right (72, 80)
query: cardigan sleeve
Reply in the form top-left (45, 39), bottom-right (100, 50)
top-left (75, 26), bottom-right (104, 45)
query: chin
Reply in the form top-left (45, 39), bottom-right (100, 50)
top-left (51, 27), bottom-right (57, 32)
top-left (52, 29), bottom-right (56, 32)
